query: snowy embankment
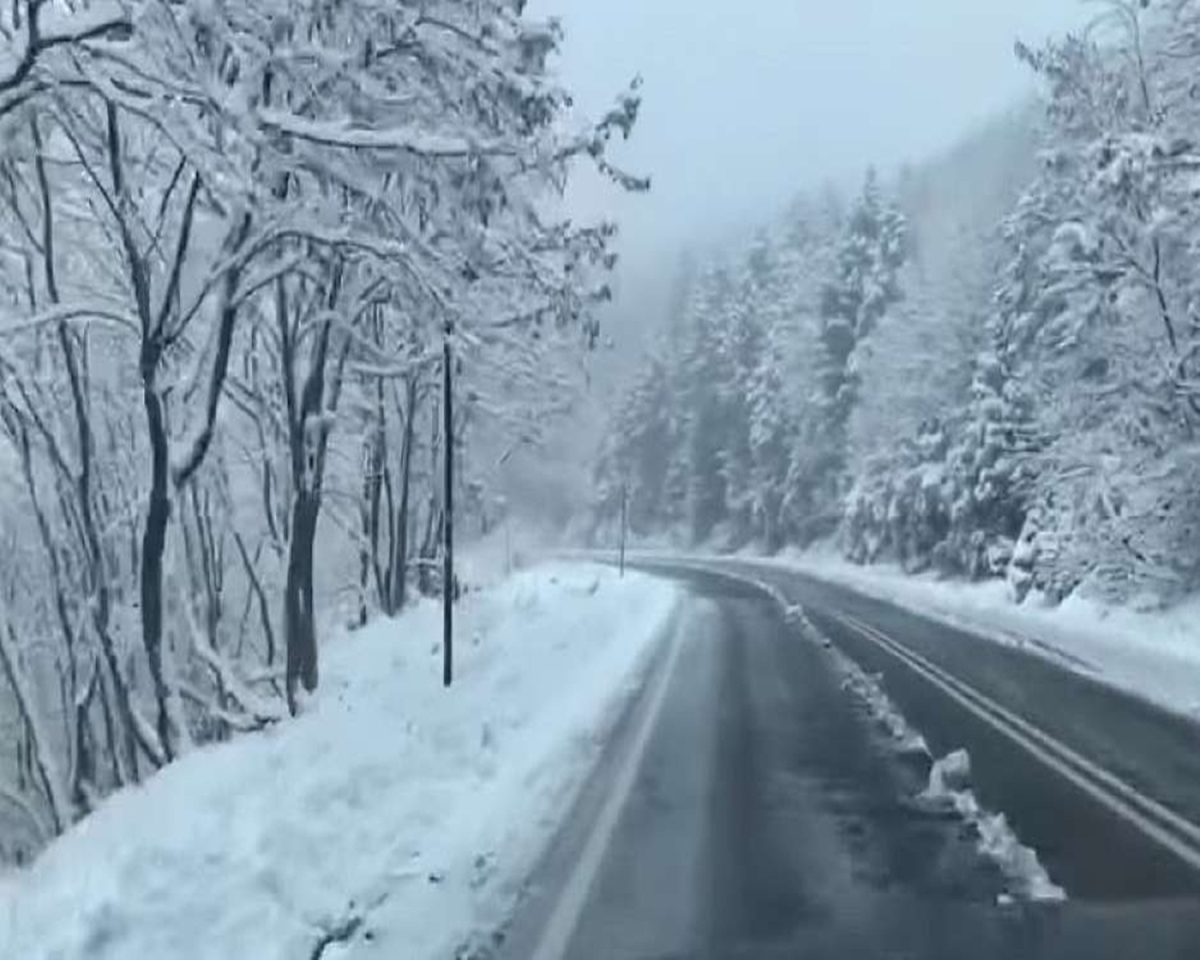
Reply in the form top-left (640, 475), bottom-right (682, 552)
top-left (764, 546), bottom-right (1200, 721)
top-left (0, 563), bottom-right (678, 960)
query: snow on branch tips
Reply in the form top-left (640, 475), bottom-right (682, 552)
top-left (0, 0), bottom-right (131, 99)
top-left (0, 0), bottom-right (647, 862)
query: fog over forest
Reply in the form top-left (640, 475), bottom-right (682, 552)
top-left (4, 0), bottom-right (1200, 887)
top-left (509, 0), bottom-right (1092, 520)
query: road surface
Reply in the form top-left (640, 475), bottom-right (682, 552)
top-left (497, 561), bottom-right (1200, 960)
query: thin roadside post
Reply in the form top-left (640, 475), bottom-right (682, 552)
top-left (443, 322), bottom-right (454, 688)
top-left (619, 482), bottom-right (628, 577)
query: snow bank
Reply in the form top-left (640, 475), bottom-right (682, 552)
top-left (835, 652), bottom-right (931, 761)
top-left (921, 750), bottom-right (1065, 903)
top-left (0, 563), bottom-right (678, 960)
top-left (797, 609), bottom-right (1063, 904)
top-left (771, 546), bottom-right (1200, 721)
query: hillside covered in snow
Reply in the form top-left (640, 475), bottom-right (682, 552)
top-left (1, 564), bottom-right (678, 960)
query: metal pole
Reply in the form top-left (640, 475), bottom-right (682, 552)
top-left (619, 483), bottom-right (627, 577)
top-left (443, 326), bottom-right (454, 688)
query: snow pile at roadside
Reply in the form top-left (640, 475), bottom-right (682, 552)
top-left (834, 653), bottom-right (931, 760)
top-left (781, 599), bottom-right (932, 760)
top-left (771, 546), bottom-right (1200, 720)
top-left (0, 563), bottom-right (679, 960)
top-left (796, 609), bottom-right (1064, 904)
top-left (921, 750), bottom-right (1066, 903)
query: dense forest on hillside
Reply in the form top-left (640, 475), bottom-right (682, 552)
top-left (593, 1), bottom-right (1200, 609)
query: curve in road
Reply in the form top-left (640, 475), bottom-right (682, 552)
top-left (498, 565), bottom-right (1200, 960)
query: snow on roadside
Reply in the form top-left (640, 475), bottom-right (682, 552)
top-left (455, 522), bottom-right (561, 590)
top-left (834, 651), bottom-right (931, 761)
top-left (0, 563), bottom-right (679, 960)
top-left (615, 548), bottom-right (1075, 902)
top-left (920, 750), bottom-right (1065, 903)
top-left (767, 546), bottom-right (1200, 722)
top-left (789, 602), bottom-right (1064, 904)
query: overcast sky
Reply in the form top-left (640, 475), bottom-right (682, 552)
top-left (515, 0), bottom-right (1096, 502)
top-left (533, 0), bottom-right (1091, 266)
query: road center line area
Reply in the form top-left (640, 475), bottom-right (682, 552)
top-left (502, 564), bottom-right (1200, 960)
top-left (833, 611), bottom-right (1200, 875)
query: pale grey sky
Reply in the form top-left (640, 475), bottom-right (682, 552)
top-left (518, 0), bottom-right (1095, 504)
top-left (533, 0), bottom-right (1091, 262)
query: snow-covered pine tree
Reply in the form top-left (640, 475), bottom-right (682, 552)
top-left (747, 322), bottom-right (797, 551)
top-left (679, 265), bottom-right (734, 544)
top-left (716, 233), bottom-right (773, 546)
top-left (839, 109), bottom-right (1042, 579)
top-left (1002, 3), bottom-right (1200, 603)
top-left (798, 169), bottom-right (907, 540)
top-left (592, 352), bottom-right (677, 538)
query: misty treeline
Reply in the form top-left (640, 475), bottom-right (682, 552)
top-left (595, 0), bottom-right (1200, 608)
top-left (0, 0), bottom-right (643, 860)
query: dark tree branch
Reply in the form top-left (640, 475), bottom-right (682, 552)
top-left (0, 0), bottom-right (132, 96)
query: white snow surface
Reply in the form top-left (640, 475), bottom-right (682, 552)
top-left (0, 563), bottom-right (678, 960)
top-left (830, 643), bottom-right (1064, 903)
top-left (765, 546), bottom-right (1200, 721)
top-left (921, 750), bottom-right (1066, 903)
top-left (834, 651), bottom-right (930, 761)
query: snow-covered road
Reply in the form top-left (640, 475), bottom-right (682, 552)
top-left (0, 564), bottom-right (679, 960)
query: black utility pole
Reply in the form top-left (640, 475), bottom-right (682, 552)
top-left (619, 482), bottom-right (628, 578)
top-left (442, 324), bottom-right (454, 688)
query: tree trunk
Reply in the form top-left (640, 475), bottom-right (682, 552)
top-left (96, 666), bottom-right (123, 787)
top-left (0, 623), bottom-right (66, 834)
top-left (232, 530), bottom-right (276, 666)
top-left (280, 262), bottom-right (347, 711)
top-left (16, 725), bottom-right (27, 793)
top-left (72, 666), bottom-right (102, 812)
top-left (139, 361), bottom-right (175, 760)
top-left (361, 410), bottom-right (383, 622)
top-left (358, 481), bottom-right (373, 628)
top-left (417, 397), bottom-right (441, 597)
top-left (109, 107), bottom-right (211, 768)
top-left (390, 377), bottom-right (418, 612)
top-left (284, 490), bottom-right (320, 714)
top-left (442, 333), bottom-right (454, 688)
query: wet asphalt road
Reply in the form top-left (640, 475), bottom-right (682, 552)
top-left (500, 564), bottom-right (1200, 960)
top-left (703, 557), bottom-right (1200, 900)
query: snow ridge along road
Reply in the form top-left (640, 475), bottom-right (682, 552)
top-left (614, 552), bottom-right (1200, 901)
top-left (834, 611), bottom-right (1200, 876)
top-left (512, 561), bottom-right (1200, 959)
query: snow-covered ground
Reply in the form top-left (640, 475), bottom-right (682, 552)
top-left (0, 563), bottom-right (678, 960)
top-left (456, 521), bottom-right (562, 590)
top-left (762, 546), bottom-right (1200, 722)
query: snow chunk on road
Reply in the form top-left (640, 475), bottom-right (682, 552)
top-left (922, 750), bottom-right (1066, 904)
top-left (814, 614), bottom-right (1063, 904)
top-left (927, 747), bottom-right (972, 794)
top-left (832, 646), bottom-right (930, 760)
top-left (0, 564), bottom-right (679, 960)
